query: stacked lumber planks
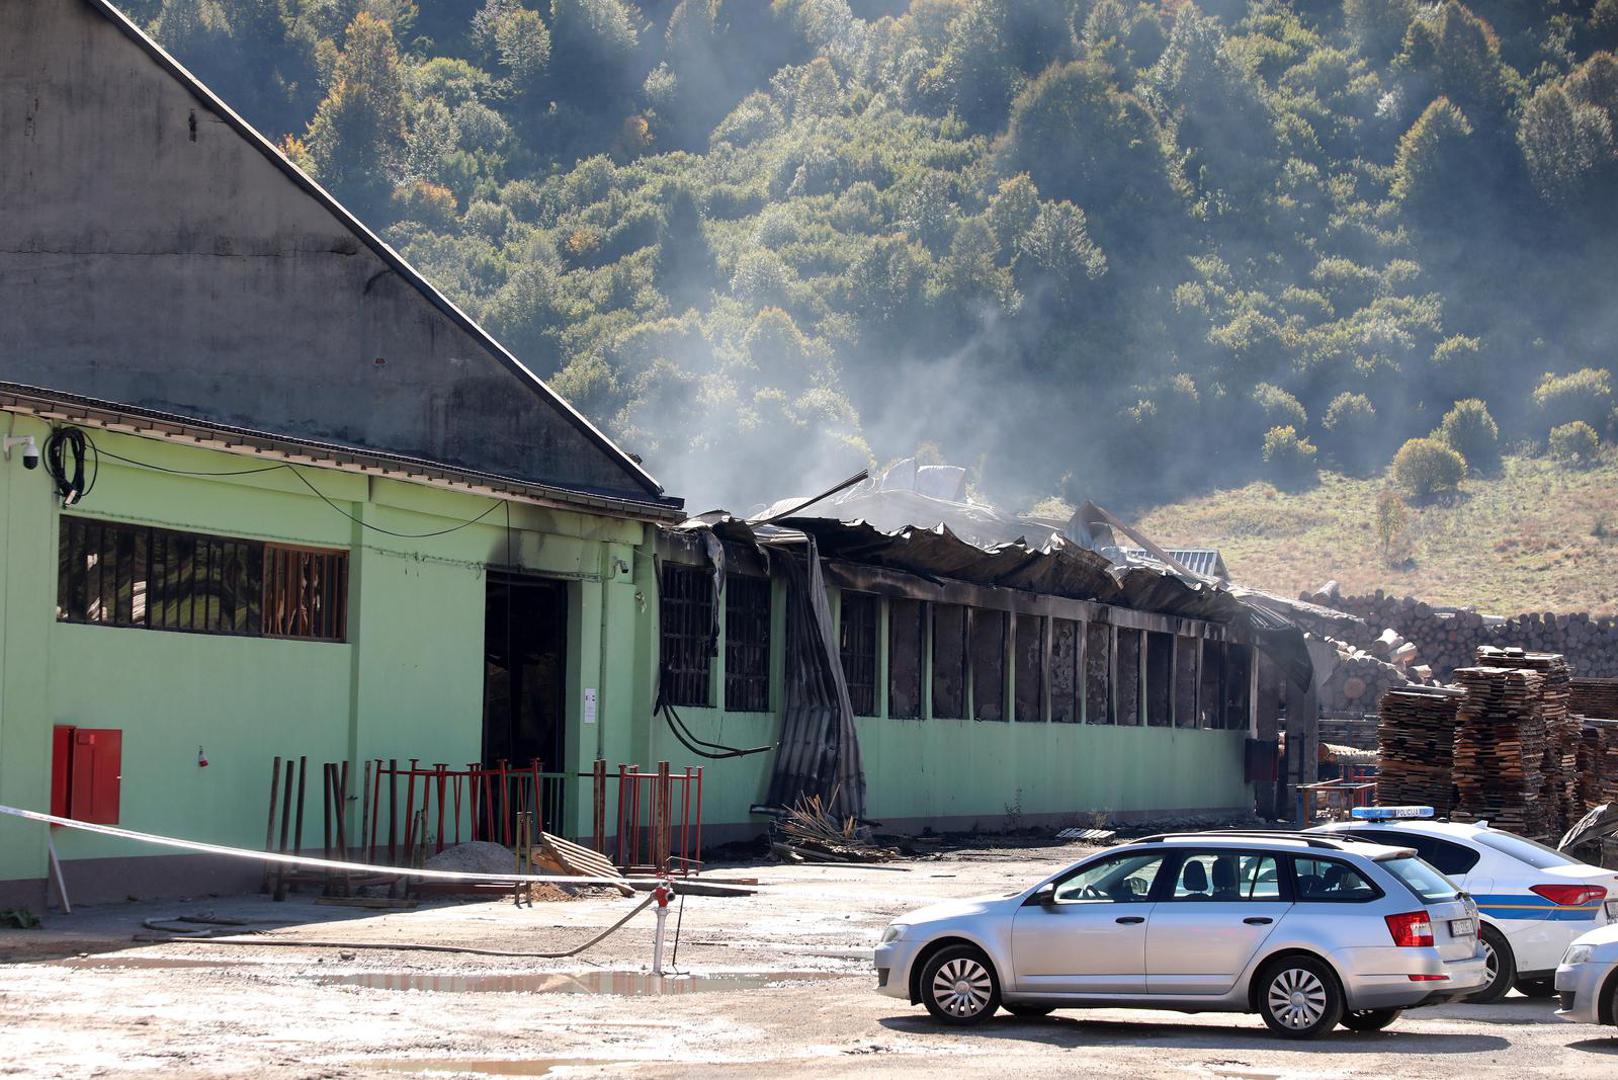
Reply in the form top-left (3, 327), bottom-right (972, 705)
top-left (1451, 666), bottom-right (1551, 838)
top-left (1572, 678), bottom-right (1618, 720)
top-left (1477, 648), bottom-right (1579, 832)
top-left (1377, 687), bottom-right (1463, 814)
top-left (1583, 719), bottom-right (1618, 806)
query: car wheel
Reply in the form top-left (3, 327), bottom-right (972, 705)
top-left (1513, 976), bottom-right (1555, 999)
top-left (919, 945), bottom-right (1001, 1025)
top-left (1468, 926), bottom-right (1515, 1004)
top-left (1004, 1004), bottom-right (1054, 1018)
top-left (1341, 1008), bottom-right (1402, 1032)
top-left (1257, 955), bottom-right (1345, 1039)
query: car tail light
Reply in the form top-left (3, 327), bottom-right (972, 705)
top-left (1385, 911), bottom-right (1435, 947)
top-left (1408, 974), bottom-right (1449, 981)
top-left (1530, 884), bottom-right (1608, 908)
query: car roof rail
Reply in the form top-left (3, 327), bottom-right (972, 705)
top-left (1129, 830), bottom-right (1348, 849)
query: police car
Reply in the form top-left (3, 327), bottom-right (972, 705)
top-left (1312, 807), bottom-right (1618, 1002)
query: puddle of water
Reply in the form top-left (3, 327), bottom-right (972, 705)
top-left (327, 970), bottom-right (818, 995)
top-left (58, 956), bottom-right (241, 971)
top-left (364, 1058), bottom-right (627, 1077)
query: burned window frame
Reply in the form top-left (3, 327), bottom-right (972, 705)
top-left (660, 562), bottom-right (714, 708)
top-left (1014, 613), bottom-right (1045, 723)
top-left (970, 608), bottom-right (1007, 723)
top-left (1145, 631), bottom-right (1174, 727)
top-left (1174, 635), bottom-right (1200, 729)
top-left (887, 597), bottom-right (925, 719)
top-left (57, 515), bottom-right (347, 642)
top-left (932, 603), bottom-right (968, 720)
top-left (839, 592), bottom-right (880, 717)
top-left (1050, 617), bottom-right (1081, 723)
top-left (1115, 627), bottom-right (1143, 726)
top-left (723, 573), bottom-right (772, 712)
top-left (1084, 621), bottom-right (1113, 724)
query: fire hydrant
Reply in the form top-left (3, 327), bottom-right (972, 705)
top-left (651, 879), bottom-right (673, 976)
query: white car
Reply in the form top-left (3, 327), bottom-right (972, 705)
top-left (1554, 923), bottom-right (1618, 1026)
top-left (1313, 811), bottom-right (1618, 1001)
top-left (873, 831), bottom-right (1486, 1038)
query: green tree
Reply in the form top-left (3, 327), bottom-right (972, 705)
top-left (549, 0), bottom-right (639, 109)
top-left (1436, 398), bottom-right (1500, 471)
top-left (1396, 0), bottom-right (1518, 123)
top-left (1533, 368), bottom-right (1614, 432)
top-left (986, 173), bottom-right (1041, 258)
top-left (304, 12), bottom-right (409, 218)
top-left (1013, 201), bottom-right (1107, 301)
top-left (1323, 391), bottom-right (1378, 472)
top-left (1392, 436), bottom-right (1466, 499)
top-left (1262, 425), bottom-right (1319, 486)
top-left (1344, 0), bottom-right (1416, 64)
top-left (1391, 97), bottom-right (1476, 219)
top-left (1374, 487), bottom-right (1407, 559)
top-left (1550, 420), bottom-right (1601, 464)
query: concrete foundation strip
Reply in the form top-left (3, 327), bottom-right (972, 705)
top-left (0, 804), bottom-right (729, 890)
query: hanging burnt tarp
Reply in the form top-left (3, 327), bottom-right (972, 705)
top-left (762, 538), bottom-right (866, 820)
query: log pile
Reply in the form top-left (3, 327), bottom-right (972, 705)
top-left (1476, 648), bottom-right (1579, 833)
top-left (1572, 678), bottom-right (1618, 720)
top-left (1320, 646), bottom-right (1424, 716)
top-left (1451, 666), bottom-right (1551, 838)
top-left (1377, 688), bottom-right (1463, 814)
top-left (770, 791), bottom-right (898, 864)
top-left (1298, 587), bottom-right (1618, 682)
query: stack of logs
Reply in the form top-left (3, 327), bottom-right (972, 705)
top-left (1376, 688), bottom-right (1464, 815)
top-left (1450, 665), bottom-right (1550, 838)
top-left (1321, 647), bottom-right (1424, 716)
top-left (1572, 678), bottom-right (1618, 720)
top-left (1300, 588), bottom-right (1618, 682)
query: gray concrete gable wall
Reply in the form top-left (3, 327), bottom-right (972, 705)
top-left (0, 0), bottom-right (664, 502)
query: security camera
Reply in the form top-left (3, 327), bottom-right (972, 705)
top-left (3, 435), bottom-right (38, 470)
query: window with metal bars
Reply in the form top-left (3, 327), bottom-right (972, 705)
top-left (839, 593), bottom-right (879, 717)
top-left (660, 563), bottom-right (713, 707)
top-left (57, 516), bottom-right (346, 642)
top-left (724, 574), bottom-right (771, 712)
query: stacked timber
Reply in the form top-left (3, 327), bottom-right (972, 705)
top-left (1583, 720), bottom-right (1618, 806)
top-left (1376, 688), bottom-right (1464, 814)
top-left (1572, 678), bottom-right (1618, 720)
top-left (1451, 666), bottom-right (1551, 838)
top-left (1476, 648), bottom-right (1579, 832)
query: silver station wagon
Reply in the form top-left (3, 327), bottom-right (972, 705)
top-left (874, 832), bottom-right (1488, 1038)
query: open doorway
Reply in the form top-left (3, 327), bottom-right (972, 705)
top-left (482, 574), bottom-right (568, 826)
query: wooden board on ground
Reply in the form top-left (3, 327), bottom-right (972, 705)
top-left (538, 832), bottom-right (635, 896)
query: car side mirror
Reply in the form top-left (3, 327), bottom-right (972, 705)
top-left (1031, 883), bottom-right (1057, 907)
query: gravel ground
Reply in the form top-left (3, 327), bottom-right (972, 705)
top-left (3, 842), bottom-right (1616, 1078)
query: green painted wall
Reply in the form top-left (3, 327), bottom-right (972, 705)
top-left (0, 416), bottom-right (655, 891)
top-left (646, 580), bottom-right (1254, 836)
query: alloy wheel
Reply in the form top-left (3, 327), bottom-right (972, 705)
top-left (1267, 967), bottom-right (1329, 1030)
top-left (931, 956), bottom-right (994, 1018)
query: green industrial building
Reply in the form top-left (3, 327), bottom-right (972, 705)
top-left (0, 0), bottom-right (1314, 908)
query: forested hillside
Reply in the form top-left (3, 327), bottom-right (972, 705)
top-left (129, 0), bottom-right (1618, 512)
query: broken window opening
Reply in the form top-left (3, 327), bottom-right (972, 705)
top-left (1084, 622), bottom-right (1112, 724)
top-left (1145, 631), bottom-right (1174, 727)
top-left (1115, 628), bottom-right (1143, 726)
top-left (1174, 635), bottom-right (1200, 729)
top-left (660, 563), bottom-right (712, 708)
top-left (1014, 614), bottom-right (1044, 722)
top-left (1199, 640), bottom-right (1226, 729)
top-left (932, 603), bottom-right (968, 719)
top-left (971, 609), bottom-right (1007, 722)
top-left (839, 592), bottom-right (879, 717)
top-left (723, 574), bottom-right (771, 712)
top-left (888, 598), bottom-right (925, 719)
top-left (1224, 642), bottom-right (1253, 732)
top-left (1050, 618), bottom-right (1080, 723)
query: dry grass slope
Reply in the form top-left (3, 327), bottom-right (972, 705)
top-left (1135, 454), bottom-right (1618, 615)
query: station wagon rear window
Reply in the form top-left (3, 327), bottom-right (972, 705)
top-left (1474, 831), bottom-right (1579, 870)
top-left (1382, 856), bottom-right (1461, 904)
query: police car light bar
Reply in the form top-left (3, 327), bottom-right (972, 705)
top-left (1351, 806), bottom-right (1435, 820)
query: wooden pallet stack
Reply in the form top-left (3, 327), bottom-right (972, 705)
top-left (1476, 648), bottom-right (1579, 831)
top-left (1451, 666), bottom-right (1551, 838)
top-left (1572, 678), bottom-right (1618, 720)
top-left (1376, 687), bottom-right (1464, 814)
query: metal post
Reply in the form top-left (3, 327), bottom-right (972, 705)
top-left (434, 764), bottom-right (449, 854)
top-left (274, 763), bottom-right (295, 901)
top-left (593, 758), bottom-right (607, 855)
top-left (358, 760), bottom-right (372, 866)
top-left (386, 758), bottom-right (399, 865)
top-left (651, 881), bottom-right (671, 976)
top-left (261, 756), bottom-right (282, 894)
top-left (292, 756), bottom-right (308, 859)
